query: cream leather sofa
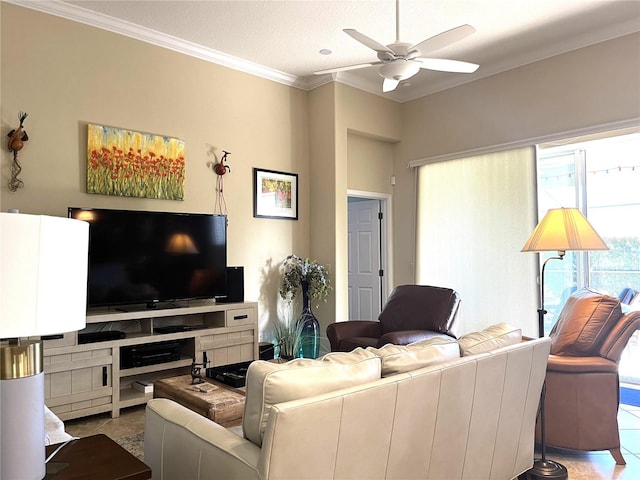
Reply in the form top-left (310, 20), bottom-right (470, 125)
top-left (145, 325), bottom-right (551, 480)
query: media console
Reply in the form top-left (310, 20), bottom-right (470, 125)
top-left (41, 300), bottom-right (258, 420)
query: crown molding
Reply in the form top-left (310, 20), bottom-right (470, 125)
top-left (3, 0), bottom-right (402, 100)
top-left (6, 0), bottom-right (639, 104)
top-left (6, 0), bottom-right (303, 88)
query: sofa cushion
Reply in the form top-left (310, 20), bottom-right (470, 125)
top-left (367, 337), bottom-right (460, 377)
top-left (458, 323), bottom-right (522, 356)
top-left (242, 348), bottom-right (381, 447)
top-left (550, 288), bottom-right (623, 356)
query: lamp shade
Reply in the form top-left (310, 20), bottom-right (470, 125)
top-left (0, 213), bottom-right (89, 337)
top-left (521, 208), bottom-right (608, 253)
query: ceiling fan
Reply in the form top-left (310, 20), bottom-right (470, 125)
top-left (314, 0), bottom-right (479, 93)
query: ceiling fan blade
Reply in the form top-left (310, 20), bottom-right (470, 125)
top-left (344, 29), bottom-right (395, 55)
top-left (382, 78), bottom-right (400, 93)
top-left (417, 58), bottom-right (479, 73)
top-left (314, 61), bottom-right (381, 75)
top-left (410, 24), bottom-right (476, 56)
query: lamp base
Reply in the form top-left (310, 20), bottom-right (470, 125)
top-left (524, 459), bottom-right (568, 480)
top-left (0, 340), bottom-right (46, 480)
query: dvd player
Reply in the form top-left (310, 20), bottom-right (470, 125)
top-left (121, 340), bottom-right (183, 369)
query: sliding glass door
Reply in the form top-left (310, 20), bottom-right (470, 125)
top-left (537, 130), bottom-right (640, 384)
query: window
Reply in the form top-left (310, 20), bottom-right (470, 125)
top-left (537, 130), bottom-right (640, 383)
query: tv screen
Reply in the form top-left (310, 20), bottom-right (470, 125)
top-left (68, 208), bottom-right (227, 308)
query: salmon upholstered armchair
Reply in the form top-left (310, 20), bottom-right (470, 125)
top-left (326, 284), bottom-right (461, 352)
top-left (539, 288), bottom-right (640, 465)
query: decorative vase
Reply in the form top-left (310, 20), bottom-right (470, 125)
top-left (297, 280), bottom-right (320, 359)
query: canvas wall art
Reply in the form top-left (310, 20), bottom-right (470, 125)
top-left (87, 123), bottom-right (185, 200)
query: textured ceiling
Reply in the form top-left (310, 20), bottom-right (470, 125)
top-left (13, 0), bottom-right (640, 102)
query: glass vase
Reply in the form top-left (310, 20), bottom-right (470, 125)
top-left (297, 280), bottom-right (320, 359)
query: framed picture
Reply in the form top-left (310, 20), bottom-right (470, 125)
top-left (253, 168), bottom-right (298, 220)
top-left (86, 123), bottom-right (185, 200)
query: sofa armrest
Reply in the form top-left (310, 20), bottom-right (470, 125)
top-left (598, 310), bottom-right (640, 362)
top-left (326, 321), bottom-right (382, 351)
top-left (546, 355), bottom-right (617, 374)
top-left (378, 330), bottom-right (453, 347)
top-left (145, 398), bottom-right (261, 480)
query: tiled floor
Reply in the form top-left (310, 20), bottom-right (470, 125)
top-left (65, 403), bottom-right (640, 479)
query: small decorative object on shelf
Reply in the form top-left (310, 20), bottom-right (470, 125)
top-left (279, 255), bottom-right (332, 358)
top-left (190, 352), bottom-right (210, 385)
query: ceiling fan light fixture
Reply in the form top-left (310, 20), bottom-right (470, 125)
top-left (378, 60), bottom-right (420, 81)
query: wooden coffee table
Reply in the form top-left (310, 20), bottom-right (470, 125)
top-left (153, 375), bottom-right (246, 427)
top-left (45, 434), bottom-right (151, 480)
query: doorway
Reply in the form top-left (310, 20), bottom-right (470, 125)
top-left (347, 191), bottom-right (392, 320)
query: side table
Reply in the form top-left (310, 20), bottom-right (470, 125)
top-left (45, 434), bottom-right (151, 480)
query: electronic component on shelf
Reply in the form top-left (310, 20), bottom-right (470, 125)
top-left (154, 324), bottom-right (206, 334)
top-left (78, 330), bottom-right (126, 344)
top-left (132, 380), bottom-right (153, 394)
top-left (121, 340), bottom-right (183, 369)
top-left (206, 361), bottom-right (251, 388)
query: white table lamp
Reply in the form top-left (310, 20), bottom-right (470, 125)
top-left (1, 213), bottom-right (89, 480)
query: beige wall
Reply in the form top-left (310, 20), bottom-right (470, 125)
top-left (0, 3), bottom-right (310, 340)
top-left (307, 83), bottom-right (401, 336)
top-left (2, 3), bottom-right (638, 342)
top-left (333, 84), bottom-right (401, 324)
top-left (402, 33), bottom-right (640, 162)
top-left (0, 4), bottom-right (401, 346)
top-left (347, 134), bottom-right (395, 194)
top-left (393, 32), bottom-right (640, 307)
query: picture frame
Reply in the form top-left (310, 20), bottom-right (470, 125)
top-left (253, 168), bottom-right (298, 220)
top-left (86, 123), bottom-right (185, 200)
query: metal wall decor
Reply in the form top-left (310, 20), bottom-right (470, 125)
top-left (7, 111), bottom-right (29, 192)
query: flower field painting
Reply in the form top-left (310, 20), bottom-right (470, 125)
top-left (87, 123), bottom-right (185, 200)
top-left (253, 168), bottom-right (298, 219)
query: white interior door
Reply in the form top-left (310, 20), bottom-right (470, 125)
top-left (348, 198), bottom-right (382, 320)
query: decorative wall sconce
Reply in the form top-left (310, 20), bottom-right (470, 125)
top-left (7, 111), bottom-right (29, 192)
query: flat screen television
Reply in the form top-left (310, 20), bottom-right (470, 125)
top-left (68, 208), bottom-right (227, 308)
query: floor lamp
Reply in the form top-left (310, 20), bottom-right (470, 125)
top-left (521, 207), bottom-right (608, 479)
top-left (1, 213), bottom-right (89, 480)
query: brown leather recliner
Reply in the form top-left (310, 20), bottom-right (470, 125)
top-left (539, 288), bottom-right (640, 465)
top-left (326, 284), bottom-right (461, 352)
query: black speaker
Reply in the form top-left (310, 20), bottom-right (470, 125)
top-left (220, 266), bottom-right (244, 303)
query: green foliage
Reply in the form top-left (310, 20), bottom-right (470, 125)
top-left (590, 237), bottom-right (640, 292)
top-left (273, 316), bottom-right (303, 359)
top-left (279, 254), bottom-right (332, 302)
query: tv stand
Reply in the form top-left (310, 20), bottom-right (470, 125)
top-left (41, 300), bottom-right (258, 420)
